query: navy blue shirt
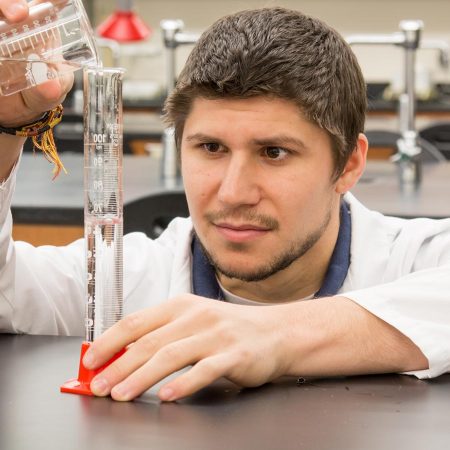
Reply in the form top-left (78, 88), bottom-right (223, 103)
top-left (191, 201), bottom-right (351, 300)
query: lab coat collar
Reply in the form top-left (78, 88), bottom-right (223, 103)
top-left (191, 201), bottom-right (351, 300)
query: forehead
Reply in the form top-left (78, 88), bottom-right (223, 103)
top-left (186, 96), bottom-right (304, 122)
top-left (183, 96), bottom-right (331, 147)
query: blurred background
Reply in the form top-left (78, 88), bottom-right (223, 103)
top-left (86, 0), bottom-right (450, 91)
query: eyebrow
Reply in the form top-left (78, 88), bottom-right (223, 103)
top-left (252, 136), bottom-right (307, 150)
top-left (185, 133), bottom-right (220, 143)
top-left (184, 133), bottom-right (307, 149)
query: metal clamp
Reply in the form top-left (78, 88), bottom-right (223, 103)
top-left (160, 20), bottom-right (200, 181)
top-left (347, 20), bottom-right (425, 188)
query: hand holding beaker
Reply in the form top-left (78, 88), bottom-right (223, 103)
top-left (0, 0), bottom-right (73, 181)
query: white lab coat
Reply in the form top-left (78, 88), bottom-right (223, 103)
top-left (1, 162), bottom-right (450, 379)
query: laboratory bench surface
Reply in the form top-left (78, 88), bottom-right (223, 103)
top-left (0, 334), bottom-right (449, 450)
top-left (0, 335), bottom-right (450, 450)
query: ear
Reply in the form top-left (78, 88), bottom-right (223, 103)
top-left (334, 133), bottom-right (368, 194)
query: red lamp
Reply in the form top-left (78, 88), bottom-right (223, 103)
top-left (96, 0), bottom-right (151, 42)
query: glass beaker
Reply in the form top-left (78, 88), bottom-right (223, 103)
top-left (0, 0), bottom-right (98, 96)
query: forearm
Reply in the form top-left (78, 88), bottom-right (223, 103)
top-left (283, 296), bottom-right (428, 377)
top-left (0, 134), bottom-right (25, 182)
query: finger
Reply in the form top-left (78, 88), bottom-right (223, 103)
top-left (22, 72), bottom-right (74, 111)
top-left (33, 72), bottom-right (73, 104)
top-left (84, 295), bottom-right (206, 370)
top-left (158, 354), bottom-right (232, 402)
top-left (0, 0), bottom-right (28, 21)
top-left (89, 314), bottom-right (201, 396)
top-left (83, 305), bottom-right (174, 370)
top-left (110, 335), bottom-right (210, 401)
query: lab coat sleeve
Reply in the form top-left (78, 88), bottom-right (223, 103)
top-left (342, 263), bottom-right (450, 379)
top-left (0, 160), bottom-right (86, 336)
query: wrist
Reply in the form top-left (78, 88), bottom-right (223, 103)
top-left (281, 297), bottom-right (353, 378)
top-left (0, 105), bottom-right (66, 179)
top-left (0, 112), bottom-right (48, 129)
top-left (0, 105), bottom-right (63, 137)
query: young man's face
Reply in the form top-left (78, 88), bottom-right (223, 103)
top-left (181, 96), bottom-right (346, 289)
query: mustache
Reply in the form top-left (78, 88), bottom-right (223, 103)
top-left (205, 208), bottom-right (279, 230)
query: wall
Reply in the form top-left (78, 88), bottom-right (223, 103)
top-left (89, 0), bottom-right (450, 91)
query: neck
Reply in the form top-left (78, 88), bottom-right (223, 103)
top-left (217, 202), bottom-right (342, 303)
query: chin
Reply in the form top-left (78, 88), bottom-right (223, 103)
top-left (215, 260), bottom-right (274, 283)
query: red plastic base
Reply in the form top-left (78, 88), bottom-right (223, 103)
top-left (60, 341), bottom-right (126, 396)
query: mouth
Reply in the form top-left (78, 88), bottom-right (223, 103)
top-left (213, 222), bottom-right (272, 242)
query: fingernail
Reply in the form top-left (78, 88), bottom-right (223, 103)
top-left (111, 383), bottom-right (131, 401)
top-left (5, 3), bottom-right (27, 17)
top-left (83, 350), bottom-right (95, 369)
top-left (90, 378), bottom-right (109, 396)
top-left (159, 387), bottom-right (175, 402)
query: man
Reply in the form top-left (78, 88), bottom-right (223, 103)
top-left (1, 4), bottom-right (449, 402)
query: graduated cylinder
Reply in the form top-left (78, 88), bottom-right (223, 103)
top-left (83, 67), bottom-right (125, 342)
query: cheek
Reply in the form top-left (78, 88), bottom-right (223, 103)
top-left (279, 172), bottom-right (318, 203)
top-left (182, 159), bottom-right (214, 215)
top-left (276, 173), bottom-right (334, 220)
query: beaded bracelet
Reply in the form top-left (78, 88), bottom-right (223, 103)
top-left (0, 104), bottom-right (66, 179)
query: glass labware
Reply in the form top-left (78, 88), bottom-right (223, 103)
top-left (60, 66), bottom-right (126, 396)
top-left (0, 0), bottom-right (98, 96)
top-left (83, 66), bottom-right (125, 342)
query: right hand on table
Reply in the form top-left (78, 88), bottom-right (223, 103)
top-left (0, 0), bottom-right (73, 127)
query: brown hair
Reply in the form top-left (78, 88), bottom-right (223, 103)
top-left (164, 7), bottom-right (367, 179)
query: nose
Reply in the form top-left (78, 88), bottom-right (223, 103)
top-left (217, 154), bottom-right (261, 207)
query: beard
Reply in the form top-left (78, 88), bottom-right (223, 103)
top-left (196, 205), bottom-right (333, 283)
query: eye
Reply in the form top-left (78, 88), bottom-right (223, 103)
top-left (201, 142), bottom-right (222, 153)
top-left (264, 147), bottom-right (289, 160)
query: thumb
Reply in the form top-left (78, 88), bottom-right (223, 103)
top-left (21, 72), bottom-right (74, 112)
top-left (0, 0), bottom-right (28, 22)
